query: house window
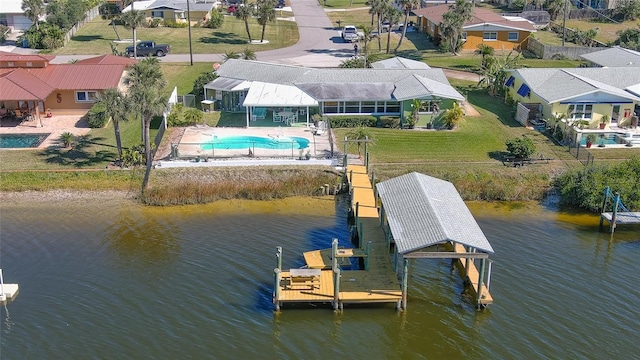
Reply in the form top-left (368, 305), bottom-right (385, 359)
top-left (483, 32), bottom-right (498, 41)
top-left (461, 32), bottom-right (467, 41)
top-left (568, 104), bottom-right (593, 119)
top-left (508, 32), bottom-right (518, 41)
top-left (76, 91), bottom-right (98, 103)
top-left (323, 101), bottom-right (338, 114)
top-left (344, 101), bottom-right (360, 113)
top-left (505, 76), bottom-right (515, 87)
top-left (385, 101), bottom-right (400, 113)
top-left (517, 84), bottom-right (530, 98)
top-left (151, 11), bottom-right (164, 18)
top-left (430, 22), bottom-right (434, 32)
top-left (7, 62), bottom-right (14, 67)
top-left (361, 101), bottom-right (376, 113)
top-left (26, 62), bottom-right (33, 67)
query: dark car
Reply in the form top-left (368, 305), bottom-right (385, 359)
top-left (125, 41), bottom-right (170, 57)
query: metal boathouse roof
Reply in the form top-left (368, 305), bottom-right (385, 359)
top-left (376, 172), bottom-right (494, 254)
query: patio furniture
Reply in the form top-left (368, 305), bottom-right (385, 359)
top-left (254, 107), bottom-right (267, 120)
top-left (273, 112), bottom-right (283, 122)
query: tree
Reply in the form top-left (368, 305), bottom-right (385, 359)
top-left (358, 25), bottom-right (376, 56)
top-left (99, 2), bottom-right (122, 41)
top-left (121, 10), bottom-right (146, 58)
top-left (339, 53), bottom-right (378, 68)
top-left (256, 0), bottom-right (277, 43)
top-left (235, 1), bottom-right (255, 43)
top-left (223, 50), bottom-right (241, 61)
top-left (395, 0), bottom-right (419, 51)
top-left (242, 48), bottom-right (257, 60)
top-left (505, 136), bottom-right (536, 159)
top-left (545, 0), bottom-right (565, 21)
top-left (475, 43), bottom-right (494, 69)
top-left (382, 4), bottom-right (402, 54)
top-left (441, 101), bottom-right (465, 129)
top-left (478, 51), bottom-right (521, 96)
top-left (615, 0), bottom-right (640, 21)
top-left (95, 88), bottom-right (130, 162)
top-left (22, 0), bottom-right (45, 31)
top-left (192, 71), bottom-right (219, 102)
top-left (614, 25), bottom-right (640, 51)
top-left (346, 126), bottom-right (375, 158)
top-left (440, 0), bottom-right (473, 55)
top-left (124, 58), bottom-right (168, 193)
top-left (46, 0), bottom-right (87, 30)
top-left (368, 0), bottom-right (388, 51)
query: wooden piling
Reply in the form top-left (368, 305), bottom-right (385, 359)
top-left (611, 193), bottom-right (620, 233)
top-left (476, 258), bottom-right (486, 309)
top-left (401, 258), bottom-right (409, 310)
top-left (333, 267), bottom-right (341, 310)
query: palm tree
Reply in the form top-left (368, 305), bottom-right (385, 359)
top-left (124, 58), bottom-right (168, 193)
top-left (99, 2), bottom-right (122, 41)
top-left (382, 5), bottom-right (402, 54)
top-left (235, 1), bottom-right (255, 43)
top-left (22, 0), bottom-right (45, 31)
top-left (242, 48), bottom-right (257, 60)
top-left (478, 51), bottom-right (521, 96)
top-left (475, 43), bottom-right (494, 69)
top-left (256, 0), bottom-right (276, 43)
top-left (223, 50), bottom-right (241, 61)
top-left (358, 25), bottom-right (376, 56)
top-left (368, 0), bottom-right (388, 51)
top-left (395, 0), bottom-right (419, 52)
top-left (440, 0), bottom-right (473, 55)
top-left (346, 126), bottom-right (375, 158)
top-left (95, 88), bottom-right (130, 162)
top-left (121, 10), bottom-right (146, 58)
top-left (441, 102), bottom-right (465, 129)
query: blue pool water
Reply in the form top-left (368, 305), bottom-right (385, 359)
top-left (0, 133), bottom-right (50, 148)
top-left (201, 135), bottom-right (310, 150)
top-left (580, 133), bottom-right (624, 146)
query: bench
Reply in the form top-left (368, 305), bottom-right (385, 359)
top-left (287, 268), bottom-right (321, 289)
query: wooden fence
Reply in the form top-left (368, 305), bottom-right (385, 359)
top-left (63, 5), bottom-right (100, 46)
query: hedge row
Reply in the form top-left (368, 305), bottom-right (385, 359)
top-left (87, 103), bottom-right (109, 128)
top-left (325, 115), bottom-right (401, 128)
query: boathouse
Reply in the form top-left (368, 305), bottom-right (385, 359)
top-left (376, 172), bottom-right (494, 309)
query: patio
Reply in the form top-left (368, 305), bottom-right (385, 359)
top-left (0, 111), bottom-right (90, 149)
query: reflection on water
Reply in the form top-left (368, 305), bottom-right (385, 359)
top-left (0, 196), bottom-right (638, 358)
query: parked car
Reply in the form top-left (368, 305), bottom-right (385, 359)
top-left (340, 25), bottom-right (363, 43)
top-left (125, 41), bottom-right (170, 57)
top-left (381, 21), bottom-right (404, 32)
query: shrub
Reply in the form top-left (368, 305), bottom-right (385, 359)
top-left (0, 25), bottom-right (9, 43)
top-left (555, 157), bottom-right (640, 211)
top-left (147, 18), bottom-right (163, 28)
top-left (379, 116), bottom-right (400, 128)
top-left (165, 20), bottom-right (188, 28)
top-left (192, 72), bottom-right (218, 102)
top-left (60, 132), bottom-right (74, 148)
top-left (327, 115), bottom-right (377, 128)
top-left (87, 103), bottom-right (109, 128)
top-left (204, 9), bottom-right (224, 28)
top-left (183, 108), bottom-right (204, 125)
top-left (505, 136), bottom-right (536, 158)
top-left (121, 143), bottom-right (147, 168)
top-left (167, 103), bottom-right (186, 127)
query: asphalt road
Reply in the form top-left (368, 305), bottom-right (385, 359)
top-left (48, 0), bottom-right (357, 67)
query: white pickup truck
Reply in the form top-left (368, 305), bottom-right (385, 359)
top-left (340, 25), bottom-right (363, 43)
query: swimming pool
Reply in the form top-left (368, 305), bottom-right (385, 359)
top-left (0, 133), bottom-right (50, 148)
top-left (201, 135), bottom-right (310, 151)
top-left (580, 132), bottom-right (636, 146)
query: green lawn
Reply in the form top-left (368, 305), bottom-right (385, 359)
top-left (161, 62), bottom-right (214, 95)
top-left (56, 17), bottom-right (299, 55)
top-left (322, 0), bottom-right (369, 9)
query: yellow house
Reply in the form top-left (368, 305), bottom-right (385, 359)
top-left (505, 68), bottom-right (640, 129)
top-left (414, 5), bottom-right (536, 51)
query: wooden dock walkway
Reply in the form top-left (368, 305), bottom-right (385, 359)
top-left (273, 164), bottom-right (402, 310)
top-left (450, 244), bottom-right (493, 305)
top-left (599, 186), bottom-right (640, 233)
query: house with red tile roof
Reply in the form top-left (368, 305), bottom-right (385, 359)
top-left (414, 5), bottom-right (536, 52)
top-left (0, 53), bottom-right (136, 123)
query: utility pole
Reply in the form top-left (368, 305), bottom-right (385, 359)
top-left (561, 0), bottom-right (567, 47)
top-left (187, 0), bottom-right (193, 65)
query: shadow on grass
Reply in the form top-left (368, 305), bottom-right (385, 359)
top-left (394, 49), bottom-right (423, 60)
top-left (71, 35), bottom-right (104, 42)
top-left (465, 89), bottom-right (521, 128)
top-left (39, 135), bottom-right (116, 168)
top-left (488, 150), bottom-right (510, 161)
top-left (199, 33), bottom-right (248, 45)
top-left (217, 112), bottom-right (248, 127)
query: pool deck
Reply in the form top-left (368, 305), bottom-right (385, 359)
top-left (170, 125), bottom-right (334, 161)
top-left (0, 111), bottom-right (90, 149)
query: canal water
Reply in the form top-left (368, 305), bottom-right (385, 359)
top-left (0, 195), bottom-right (638, 359)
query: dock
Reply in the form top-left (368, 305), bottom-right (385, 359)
top-left (273, 147), bottom-right (495, 311)
top-left (0, 269), bottom-right (19, 304)
top-left (599, 186), bottom-right (640, 233)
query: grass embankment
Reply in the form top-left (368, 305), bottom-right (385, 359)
top-left (143, 167), bottom-right (342, 205)
top-left (55, 17), bottom-right (298, 55)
